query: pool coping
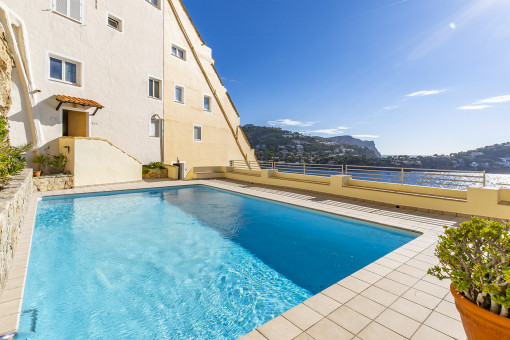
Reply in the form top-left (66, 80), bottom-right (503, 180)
top-left (0, 179), bottom-right (466, 339)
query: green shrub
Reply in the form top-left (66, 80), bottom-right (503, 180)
top-left (32, 153), bottom-right (49, 172)
top-left (0, 115), bottom-right (30, 186)
top-left (428, 217), bottom-right (510, 318)
top-left (143, 162), bottom-right (165, 170)
top-left (49, 153), bottom-right (68, 174)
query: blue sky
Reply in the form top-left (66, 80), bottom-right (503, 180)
top-left (184, 0), bottom-right (510, 155)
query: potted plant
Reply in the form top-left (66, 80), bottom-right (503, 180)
top-left (31, 153), bottom-right (49, 177)
top-left (428, 217), bottom-right (510, 340)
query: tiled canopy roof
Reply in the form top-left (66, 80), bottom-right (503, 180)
top-left (55, 95), bottom-right (104, 108)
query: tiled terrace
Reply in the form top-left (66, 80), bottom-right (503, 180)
top-left (0, 179), bottom-right (466, 339)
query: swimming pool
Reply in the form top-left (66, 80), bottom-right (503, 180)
top-left (17, 185), bottom-right (417, 339)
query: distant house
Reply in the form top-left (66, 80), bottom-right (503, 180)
top-left (470, 162), bottom-right (479, 167)
top-left (470, 152), bottom-right (484, 157)
top-left (296, 145), bottom-right (304, 152)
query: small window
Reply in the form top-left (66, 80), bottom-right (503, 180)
top-left (149, 78), bottom-right (161, 99)
top-left (49, 56), bottom-right (80, 85)
top-left (203, 95), bottom-right (212, 112)
top-left (107, 14), bottom-right (123, 32)
top-left (171, 45), bottom-right (185, 60)
top-left (53, 0), bottom-right (82, 22)
top-left (147, 0), bottom-right (160, 8)
top-left (175, 85), bottom-right (184, 103)
top-left (193, 125), bottom-right (202, 142)
top-left (149, 115), bottom-right (160, 137)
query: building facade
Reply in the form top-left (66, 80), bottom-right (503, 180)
top-left (1, 0), bottom-right (255, 183)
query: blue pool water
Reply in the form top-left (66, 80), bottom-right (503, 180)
top-left (18, 185), bottom-right (417, 339)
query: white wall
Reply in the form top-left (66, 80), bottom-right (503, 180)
top-left (3, 0), bottom-right (164, 163)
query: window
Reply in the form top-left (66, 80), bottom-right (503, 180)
top-left (107, 14), bottom-right (123, 32)
top-left (149, 115), bottom-right (160, 137)
top-left (149, 78), bottom-right (161, 99)
top-left (175, 85), bottom-right (184, 103)
top-left (49, 56), bottom-right (79, 85)
top-left (53, 0), bottom-right (82, 22)
top-left (147, 0), bottom-right (160, 8)
top-left (171, 45), bottom-right (185, 60)
top-left (193, 125), bottom-right (202, 142)
top-left (203, 95), bottom-right (212, 112)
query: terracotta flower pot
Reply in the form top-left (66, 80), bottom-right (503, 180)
top-left (451, 284), bottom-right (510, 340)
top-left (33, 170), bottom-right (43, 177)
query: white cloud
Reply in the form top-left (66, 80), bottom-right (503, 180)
top-left (303, 126), bottom-right (349, 135)
top-left (474, 94), bottom-right (510, 104)
top-left (267, 119), bottom-right (317, 127)
top-left (406, 89), bottom-right (447, 97)
top-left (352, 134), bottom-right (379, 139)
top-left (457, 105), bottom-right (491, 110)
top-left (382, 105), bottom-right (398, 111)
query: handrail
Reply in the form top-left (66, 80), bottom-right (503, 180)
top-left (230, 161), bottom-right (488, 188)
top-left (167, 0), bottom-right (252, 168)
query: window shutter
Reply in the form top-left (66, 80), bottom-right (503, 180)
top-left (69, 0), bottom-right (82, 22)
top-left (54, 0), bottom-right (68, 15)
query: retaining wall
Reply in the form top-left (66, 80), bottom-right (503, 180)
top-left (0, 169), bottom-right (32, 295)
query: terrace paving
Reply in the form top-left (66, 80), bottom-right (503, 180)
top-left (0, 178), bottom-right (466, 339)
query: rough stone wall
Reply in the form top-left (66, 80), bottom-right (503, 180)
top-left (33, 175), bottom-right (74, 191)
top-left (0, 169), bottom-right (32, 295)
top-left (0, 26), bottom-right (13, 118)
top-left (142, 169), bottom-right (168, 179)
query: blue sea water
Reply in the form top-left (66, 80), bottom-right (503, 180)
top-left (17, 186), bottom-right (417, 339)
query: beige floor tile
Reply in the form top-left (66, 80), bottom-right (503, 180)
top-left (306, 318), bottom-right (353, 340)
top-left (303, 293), bottom-right (341, 316)
top-left (358, 322), bottom-right (406, 340)
top-left (239, 330), bottom-right (268, 340)
top-left (412, 280), bottom-right (449, 299)
top-left (338, 276), bottom-right (370, 294)
top-left (258, 316), bottom-right (302, 340)
top-left (422, 274), bottom-right (451, 289)
top-left (328, 306), bottom-right (371, 334)
top-left (375, 309), bottom-right (421, 338)
top-left (0, 286), bottom-right (23, 304)
top-left (0, 313), bottom-right (18, 334)
top-left (322, 284), bottom-right (357, 304)
top-left (361, 286), bottom-right (398, 306)
top-left (363, 263), bottom-right (393, 276)
top-left (351, 269), bottom-right (382, 285)
top-left (406, 258), bottom-right (433, 271)
top-left (414, 253), bottom-right (439, 265)
top-left (435, 300), bottom-right (461, 321)
top-left (411, 325), bottom-right (455, 340)
top-left (386, 270), bottom-right (420, 287)
top-left (401, 288), bottom-right (442, 309)
top-left (283, 304), bottom-right (323, 331)
top-left (293, 333), bottom-right (314, 340)
top-left (389, 297), bottom-right (432, 323)
top-left (374, 277), bottom-right (408, 295)
top-left (375, 257), bottom-right (402, 269)
top-left (345, 295), bottom-right (385, 319)
top-left (0, 299), bottom-right (21, 317)
top-left (424, 312), bottom-right (465, 339)
top-left (396, 264), bottom-right (426, 278)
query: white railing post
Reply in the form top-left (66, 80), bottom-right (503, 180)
top-left (483, 171), bottom-right (486, 187)
top-left (303, 163), bottom-right (306, 175)
top-left (401, 168), bottom-right (404, 184)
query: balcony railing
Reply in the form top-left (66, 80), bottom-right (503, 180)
top-left (230, 161), bottom-right (489, 189)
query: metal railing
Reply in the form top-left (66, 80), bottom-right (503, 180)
top-left (345, 165), bottom-right (485, 189)
top-left (230, 161), bottom-right (488, 189)
top-left (230, 160), bottom-right (343, 177)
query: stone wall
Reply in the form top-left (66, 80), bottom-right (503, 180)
top-left (142, 168), bottom-right (168, 179)
top-left (0, 169), bottom-right (32, 295)
top-left (0, 26), bottom-right (13, 117)
top-left (33, 174), bottom-right (74, 191)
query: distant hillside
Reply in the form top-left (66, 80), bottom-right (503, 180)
top-left (324, 136), bottom-right (381, 157)
top-left (242, 124), bottom-right (381, 163)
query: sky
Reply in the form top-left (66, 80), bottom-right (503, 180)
top-left (183, 0), bottom-right (510, 155)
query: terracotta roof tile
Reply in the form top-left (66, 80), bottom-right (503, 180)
top-left (55, 95), bottom-right (104, 108)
